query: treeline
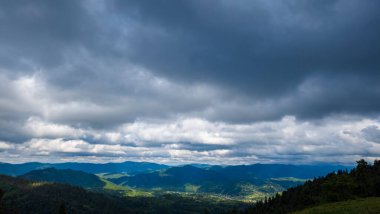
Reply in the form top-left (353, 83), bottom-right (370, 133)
top-left (225, 159), bottom-right (380, 214)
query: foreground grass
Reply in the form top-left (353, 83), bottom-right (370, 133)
top-left (294, 197), bottom-right (380, 214)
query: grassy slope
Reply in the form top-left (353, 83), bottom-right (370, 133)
top-left (99, 177), bottom-right (152, 197)
top-left (294, 197), bottom-right (380, 214)
top-left (97, 173), bottom-right (127, 179)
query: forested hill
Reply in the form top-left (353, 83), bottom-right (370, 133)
top-left (0, 174), bottom-right (134, 214)
top-left (233, 159), bottom-right (380, 214)
top-left (18, 168), bottom-right (105, 188)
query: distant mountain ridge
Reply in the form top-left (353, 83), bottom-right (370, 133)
top-left (209, 164), bottom-right (351, 179)
top-left (0, 161), bottom-right (169, 176)
top-left (0, 161), bottom-right (351, 177)
top-left (112, 164), bottom-right (351, 185)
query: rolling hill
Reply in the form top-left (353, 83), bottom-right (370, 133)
top-left (17, 168), bottom-right (154, 197)
top-left (18, 168), bottom-right (105, 189)
top-left (0, 174), bottom-right (136, 214)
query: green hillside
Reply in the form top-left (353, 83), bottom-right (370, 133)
top-left (294, 197), bottom-right (380, 214)
top-left (19, 168), bottom-right (105, 189)
top-left (0, 174), bottom-right (136, 213)
top-left (18, 168), bottom-right (154, 198)
top-left (99, 177), bottom-right (152, 197)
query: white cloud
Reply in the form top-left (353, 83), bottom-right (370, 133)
top-left (0, 141), bottom-right (14, 150)
top-left (24, 117), bottom-right (85, 138)
top-left (1, 71), bottom-right (379, 164)
top-left (1, 115), bottom-right (379, 164)
top-left (121, 118), bottom-right (234, 145)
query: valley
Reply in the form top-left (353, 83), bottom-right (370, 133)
top-left (1, 160), bottom-right (379, 213)
top-left (0, 161), bottom-right (349, 201)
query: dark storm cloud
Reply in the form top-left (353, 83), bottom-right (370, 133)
top-left (112, 0), bottom-right (380, 97)
top-left (362, 126), bottom-right (380, 144)
top-left (1, 0), bottom-right (379, 122)
top-left (0, 0), bottom-right (95, 70)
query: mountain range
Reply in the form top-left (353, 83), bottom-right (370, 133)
top-left (0, 161), bottom-right (350, 177)
top-left (0, 161), bottom-right (169, 176)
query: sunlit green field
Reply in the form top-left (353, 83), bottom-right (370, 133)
top-left (99, 177), bottom-right (152, 197)
top-left (96, 173), bottom-right (128, 179)
top-left (294, 197), bottom-right (380, 214)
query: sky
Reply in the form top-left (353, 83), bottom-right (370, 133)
top-left (0, 0), bottom-right (380, 165)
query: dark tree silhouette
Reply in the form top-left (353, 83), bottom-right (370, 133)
top-left (0, 188), bottom-right (4, 214)
top-left (227, 159), bottom-right (380, 214)
top-left (58, 202), bottom-right (66, 214)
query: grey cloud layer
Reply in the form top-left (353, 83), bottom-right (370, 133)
top-left (0, 0), bottom-right (379, 163)
top-left (113, 0), bottom-right (380, 95)
top-left (1, 0), bottom-right (379, 121)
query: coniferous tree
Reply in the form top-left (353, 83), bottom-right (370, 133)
top-left (0, 189), bottom-right (4, 214)
top-left (58, 202), bottom-right (66, 214)
top-left (237, 159), bottom-right (380, 214)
